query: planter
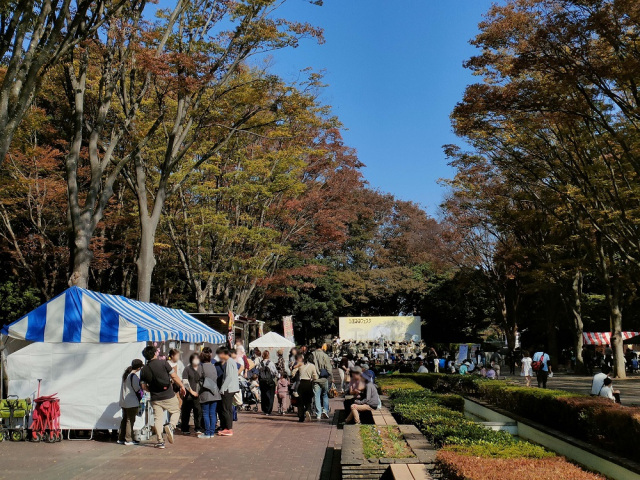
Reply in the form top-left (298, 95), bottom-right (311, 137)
top-left (341, 424), bottom-right (436, 480)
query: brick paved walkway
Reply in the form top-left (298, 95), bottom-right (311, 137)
top-left (0, 399), bottom-right (343, 480)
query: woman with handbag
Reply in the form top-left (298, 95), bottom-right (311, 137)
top-left (118, 359), bottom-right (144, 445)
top-left (198, 347), bottom-right (221, 439)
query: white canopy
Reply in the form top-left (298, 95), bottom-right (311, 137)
top-left (249, 331), bottom-right (295, 349)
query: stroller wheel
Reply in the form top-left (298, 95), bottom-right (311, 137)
top-left (253, 406), bottom-right (258, 412)
top-left (55, 430), bottom-right (62, 442)
top-left (46, 431), bottom-right (56, 443)
top-left (11, 430), bottom-right (22, 442)
top-left (2, 431), bottom-right (9, 441)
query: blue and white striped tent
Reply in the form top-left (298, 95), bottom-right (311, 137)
top-left (2, 286), bottom-right (226, 344)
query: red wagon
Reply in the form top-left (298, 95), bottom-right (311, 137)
top-left (30, 393), bottom-right (61, 443)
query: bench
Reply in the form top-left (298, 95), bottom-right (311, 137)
top-left (389, 464), bottom-right (431, 480)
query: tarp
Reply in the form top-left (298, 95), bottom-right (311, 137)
top-left (6, 341), bottom-right (145, 430)
top-left (582, 332), bottom-right (640, 346)
top-left (2, 286), bottom-right (226, 344)
top-left (249, 331), bottom-right (295, 349)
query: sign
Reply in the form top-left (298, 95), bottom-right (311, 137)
top-left (282, 315), bottom-right (295, 343)
top-left (227, 311), bottom-right (235, 347)
top-left (338, 316), bottom-right (421, 342)
top-left (456, 344), bottom-right (469, 364)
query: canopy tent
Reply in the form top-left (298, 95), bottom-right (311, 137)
top-left (582, 332), bottom-right (640, 346)
top-left (1, 287), bottom-right (225, 430)
top-left (249, 332), bottom-right (295, 371)
top-left (2, 286), bottom-right (226, 344)
top-left (249, 331), bottom-right (295, 349)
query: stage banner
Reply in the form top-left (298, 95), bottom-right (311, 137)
top-left (282, 315), bottom-right (294, 343)
top-left (456, 344), bottom-right (469, 364)
top-left (338, 316), bottom-right (421, 342)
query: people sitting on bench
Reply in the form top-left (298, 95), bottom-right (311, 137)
top-left (345, 371), bottom-right (380, 424)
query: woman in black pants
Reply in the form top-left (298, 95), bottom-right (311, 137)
top-left (258, 350), bottom-right (278, 415)
top-left (181, 353), bottom-right (203, 434)
top-left (292, 353), bottom-right (318, 422)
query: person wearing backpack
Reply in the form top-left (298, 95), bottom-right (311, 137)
top-left (140, 346), bottom-right (187, 449)
top-left (532, 347), bottom-right (552, 389)
top-left (118, 358), bottom-right (144, 445)
top-left (258, 350), bottom-right (279, 415)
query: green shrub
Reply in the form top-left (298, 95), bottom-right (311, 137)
top-left (392, 373), bottom-right (640, 460)
top-left (441, 441), bottom-right (553, 459)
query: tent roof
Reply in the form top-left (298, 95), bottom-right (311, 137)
top-left (249, 331), bottom-right (294, 348)
top-left (1, 287), bottom-right (225, 344)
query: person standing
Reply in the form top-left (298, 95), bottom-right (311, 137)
top-left (198, 347), bottom-right (221, 438)
top-left (118, 359), bottom-right (144, 445)
top-left (291, 353), bottom-right (318, 422)
top-left (258, 350), bottom-right (278, 415)
top-left (338, 355), bottom-right (349, 394)
top-left (217, 347), bottom-right (239, 436)
top-left (520, 351), bottom-right (533, 387)
top-left (532, 348), bottom-right (552, 389)
top-left (181, 353), bottom-right (203, 435)
top-left (140, 346), bottom-right (186, 449)
top-left (311, 345), bottom-right (333, 420)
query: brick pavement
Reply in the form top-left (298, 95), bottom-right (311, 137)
top-left (0, 398), bottom-right (343, 480)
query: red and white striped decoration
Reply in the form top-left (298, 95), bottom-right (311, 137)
top-left (582, 332), bottom-right (640, 346)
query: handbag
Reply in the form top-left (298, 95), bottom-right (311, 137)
top-left (233, 390), bottom-right (243, 406)
top-left (201, 376), bottom-right (220, 397)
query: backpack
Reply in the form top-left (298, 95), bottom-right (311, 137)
top-left (259, 360), bottom-right (276, 386)
top-left (532, 353), bottom-right (546, 372)
top-left (143, 361), bottom-right (171, 393)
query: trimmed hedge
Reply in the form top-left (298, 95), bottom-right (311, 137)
top-left (378, 375), bottom-right (606, 480)
top-left (386, 373), bottom-right (640, 459)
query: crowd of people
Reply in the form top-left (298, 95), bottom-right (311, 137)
top-left (117, 337), bottom-right (630, 446)
top-left (117, 341), bottom-right (338, 448)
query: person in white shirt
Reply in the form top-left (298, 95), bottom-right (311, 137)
top-left (599, 377), bottom-right (616, 402)
top-left (591, 366), bottom-right (610, 396)
top-left (417, 361), bottom-right (429, 373)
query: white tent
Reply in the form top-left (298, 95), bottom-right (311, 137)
top-left (2, 286), bottom-right (225, 430)
top-left (249, 332), bottom-right (295, 367)
top-left (249, 331), bottom-right (295, 349)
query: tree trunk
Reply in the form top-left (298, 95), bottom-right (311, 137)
top-left (610, 290), bottom-right (626, 379)
top-left (571, 269), bottom-right (585, 374)
top-left (136, 215), bottom-right (158, 303)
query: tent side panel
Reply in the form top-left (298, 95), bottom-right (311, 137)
top-left (7, 341), bottom-right (146, 429)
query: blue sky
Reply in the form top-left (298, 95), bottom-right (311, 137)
top-left (261, 0), bottom-right (497, 216)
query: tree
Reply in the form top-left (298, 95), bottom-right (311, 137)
top-left (126, 0), bottom-right (323, 301)
top-left (0, 0), bottom-right (138, 167)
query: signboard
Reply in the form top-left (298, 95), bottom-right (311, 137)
top-left (456, 344), bottom-right (469, 364)
top-left (282, 315), bottom-right (295, 343)
top-left (338, 316), bottom-right (421, 342)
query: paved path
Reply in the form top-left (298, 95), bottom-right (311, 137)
top-left (0, 399), bottom-right (343, 480)
top-left (502, 372), bottom-right (640, 405)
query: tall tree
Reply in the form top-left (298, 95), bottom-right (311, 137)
top-left (0, 0), bottom-right (137, 167)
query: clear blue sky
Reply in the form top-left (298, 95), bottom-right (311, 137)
top-left (261, 0), bottom-right (497, 216)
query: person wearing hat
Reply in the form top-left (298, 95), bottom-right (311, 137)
top-left (345, 370), bottom-right (380, 424)
top-left (118, 359), bottom-right (144, 445)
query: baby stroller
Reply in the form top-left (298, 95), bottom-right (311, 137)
top-left (239, 377), bottom-right (259, 412)
top-left (0, 396), bottom-right (32, 441)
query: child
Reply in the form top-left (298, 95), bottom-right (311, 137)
top-left (250, 374), bottom-right (261, 402)
top-left (277, 373), bottom-right (290, 415)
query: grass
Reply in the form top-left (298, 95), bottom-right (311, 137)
top-left (359, 425), bottom-right (416, 459)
